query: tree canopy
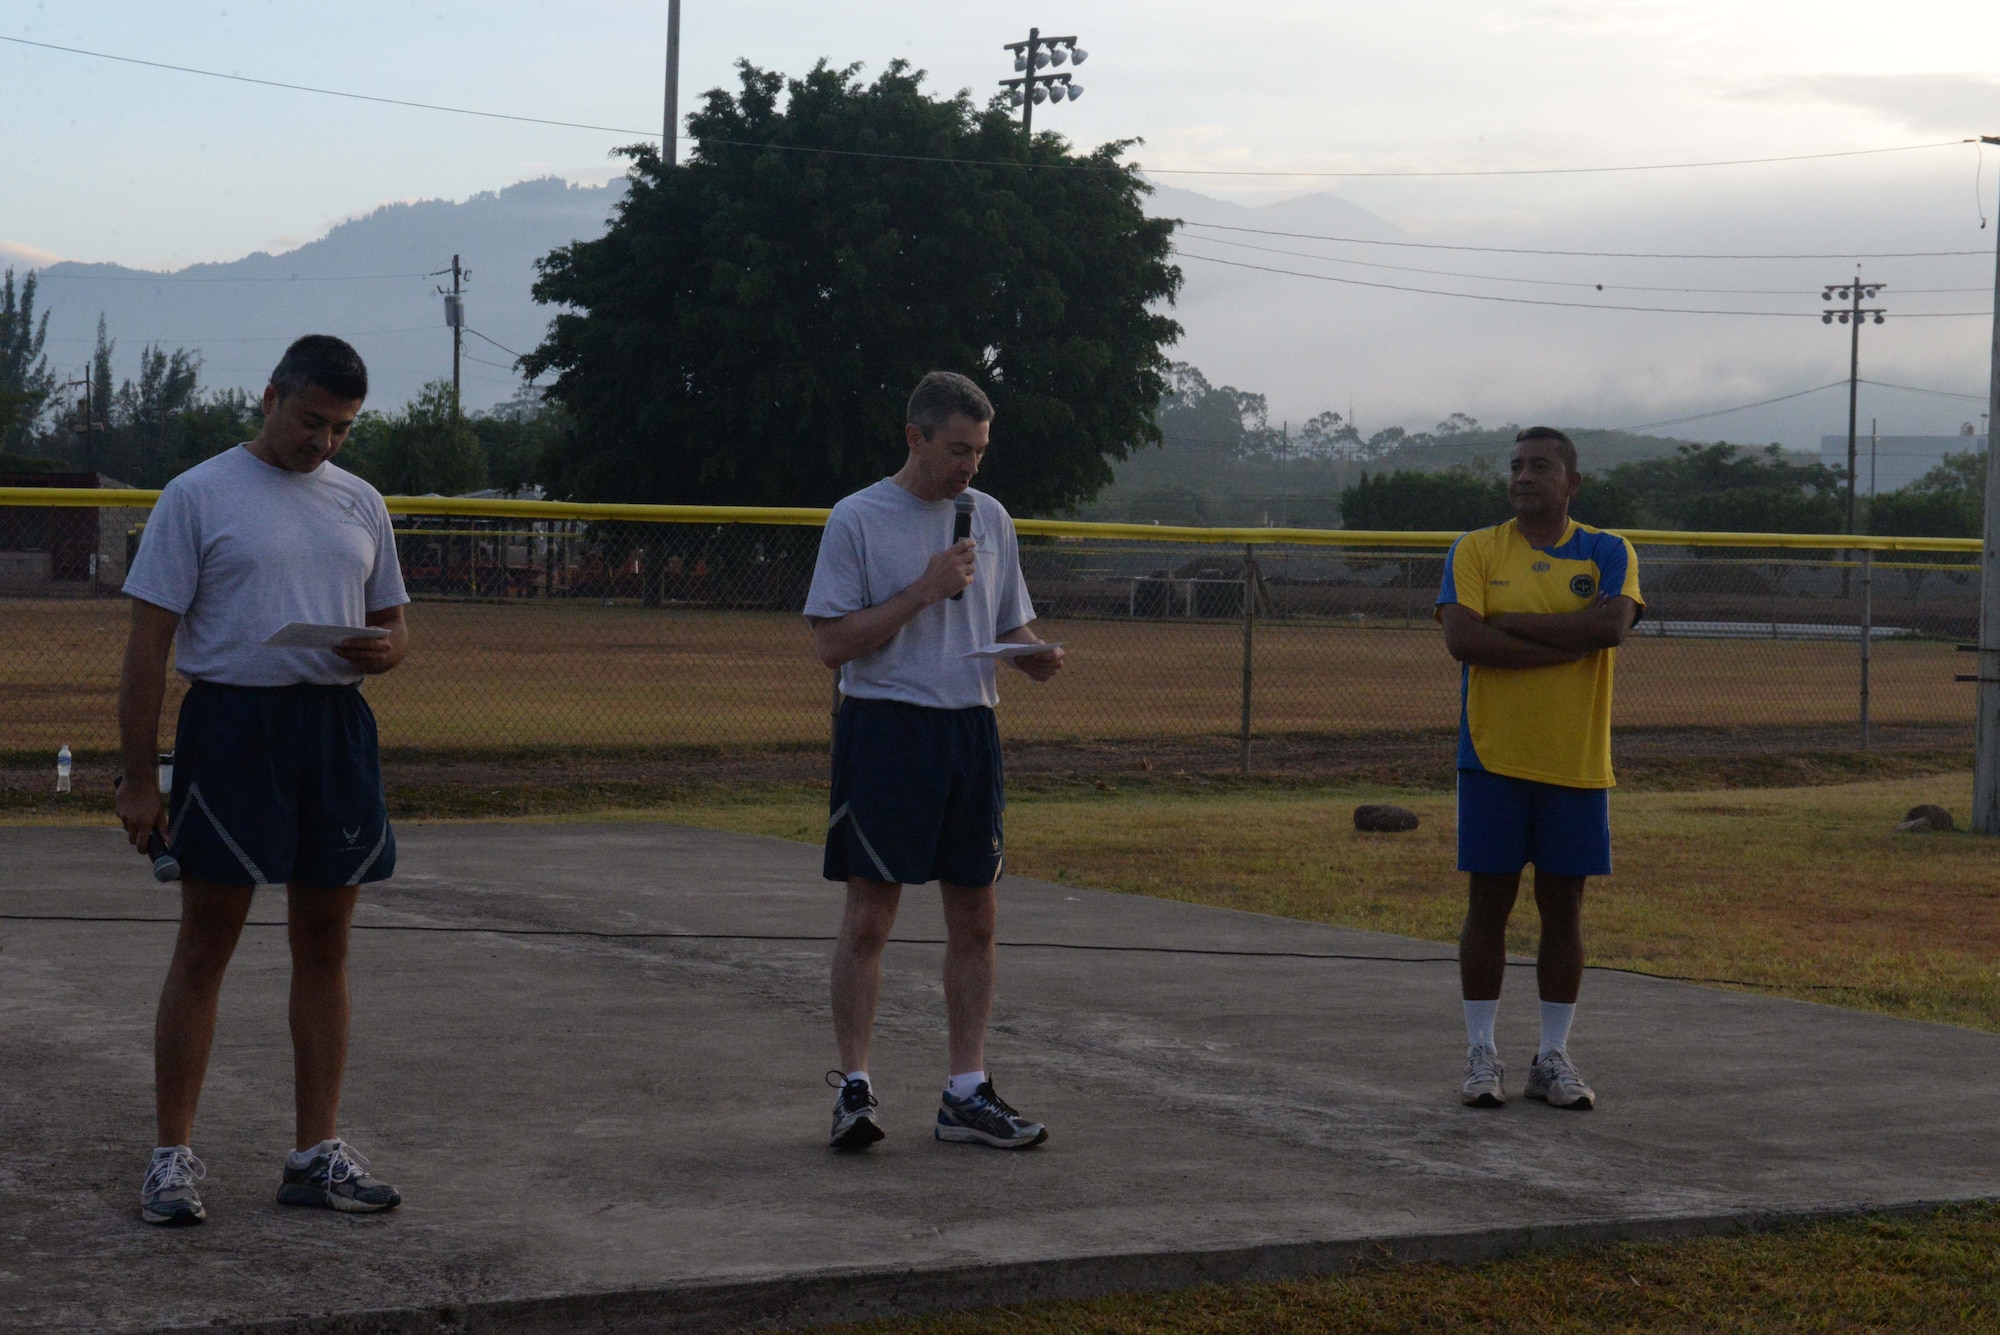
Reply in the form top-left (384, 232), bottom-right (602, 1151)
top-left (1868, 450), bottom-right (1985, 539)
top-left (524, 58), bottom-right (1181, 514)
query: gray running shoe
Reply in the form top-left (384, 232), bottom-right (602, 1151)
top-left (276, 1140), bottom-right (401, 1213)
top-left (827, 1071), bottom-right (885, 1150)
top-left (1461, 1044), bottom-right (1506, 1107)
top-left (935, 1080), bottom-right (1047, 1149)
top-left (1525, 1049), bottom-right (1596, 1110)
top-left (141, 1145), bottom-right (207, 1226)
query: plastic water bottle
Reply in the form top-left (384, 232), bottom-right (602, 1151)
top-left (56, 745), bottom-right (71, 794)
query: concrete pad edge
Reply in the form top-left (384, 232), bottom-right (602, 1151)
top-left (136, 1196), bottom-right (1989, 1335)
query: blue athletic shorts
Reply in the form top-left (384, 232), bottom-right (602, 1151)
top-left (166, 681), bottom-right (396, 888)
top-left (1456, 767), bottom-right (1611, 878)
top-left (825, 697), bottom-right (1004, 888)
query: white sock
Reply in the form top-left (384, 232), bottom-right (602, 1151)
top-left (152, 1144), bottom-right (189, 1158)
top-left (1463, 999), bottom-right (1498, 1051)
top-left (1539, 1001), bottom-right (1576, 1058)
top-left (946, 1070), bottom-right (986, 1101)
top-left (287, 1138), bottom-right (339, 1168)
top-left (845, 1070), bottom-right (870, 1088)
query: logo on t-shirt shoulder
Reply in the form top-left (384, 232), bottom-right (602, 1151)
top-left (333, 494), bottom-right (374, 529)
top-left (1570, 573), bottom-right (1596, 597)
top-left (1532, 560), bottom-right (1551, 573)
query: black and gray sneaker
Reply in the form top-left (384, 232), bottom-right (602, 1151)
top-left (276, 1139), bottom-right (401, 1213)
top-left (827, 1070), bottom-right (885, 1150)
top-left (141, 1145), bottom-right (207, 1226)
top-left (935, 1080), bottom-right (1048, 1149)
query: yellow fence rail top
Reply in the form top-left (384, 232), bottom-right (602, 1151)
top-left (0, 487), bottom-right (1980, 553)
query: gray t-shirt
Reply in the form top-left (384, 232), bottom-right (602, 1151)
top-left (804, 479), bottom-right (1034, 710)
top-left (123, 445), bottom-right (409, 687)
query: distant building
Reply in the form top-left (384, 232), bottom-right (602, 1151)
top-left (1820, 430), bottom-right (1987, 496)
top-left (0, 473), bottom-right (151, 598)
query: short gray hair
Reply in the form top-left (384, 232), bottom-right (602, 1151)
top-left (906, 371), bottom-right (994, 439)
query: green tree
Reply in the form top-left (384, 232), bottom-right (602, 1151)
top-left (342, 379), bottom-right (487, 496)
top-left (469, 392), bottom-right (571, 495)
top-left (1156, 362), bottom-right (1272, 460)
top-left (0, 269), bottom-right (55, 452)
top-left (1868, 450), bottom-right (1984, 539)
top-left (1339, 467), bottom-right (1509, 531)
top-left (524, 58), bottom-right (1180, 514)
top-left (1603, 442), bottom-right (1844, 532)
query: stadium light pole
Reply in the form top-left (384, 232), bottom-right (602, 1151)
top-left (662, 0), bottom-right (682, 167)
top-left (1973, 134), bottom-right (2000, 834)
top-left (999, 28), bottom-right (1087, 141)
top-left (1821, 273), bottom-right (1886, 538)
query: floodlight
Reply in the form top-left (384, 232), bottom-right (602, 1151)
top-left (1822, 289), bottom-right (1833, 301)
top-left (1048, 82), bottom-right (1067, 102)
top-left (1071, 47), bottom-right (1088, 64)
top-left (1838, 312), bottom-right (1850, 323)
top-left (1008, 90), bottom-right (1024, 107)
top-left (1050, 46), bottom-right (1068, 66)
top-left (1031, 84), bottom-right (1047, 103)
top-left (1822, 313), bottom-right (1833, 323)
top-left (1034, 49), bottom-right (1050, 68)
top-left (1872, 312), bottom-right (1884, 324)
top-left (1067, 83), bottom-right (1085, 100)
top-left (1014, 53), bottom-right (1027, 71)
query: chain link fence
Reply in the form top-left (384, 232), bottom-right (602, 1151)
top-left (0, 490), bottom-right (1981, 769)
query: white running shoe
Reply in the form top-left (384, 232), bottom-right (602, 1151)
top-left (1461, 1044), bottom-right (1506, 1107)
top-left (141, 1145), bottom-right (207, 1226)
top-left (1525, 1049), bottom-right (1596, 1110)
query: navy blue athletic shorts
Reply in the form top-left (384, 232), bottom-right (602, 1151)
top-left (825, 696), bottom-right (1004, 888)
top-left (166, 681), bottom-right (396, 888)
top-left (1456, 767), bottom-right (1611, 878)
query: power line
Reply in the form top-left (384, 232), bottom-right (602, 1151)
top-left (31, 269), bottom-right (431, 284)
top-left (1174, 247), bottom-right (1996, 319)
top-left (1859, 378), bottom-right (1991, 403)
top-left (1585, 382), bottom-right (1849, 434)
top-left (1176, 220), bottom-right (1991, 261)
top-left (0, 34), bottom-right (1975, 181)
top-left (465, 327), bottom-right (530, 359)
top-left (1172, 247), bottom-right (1827, 316)
top-left (1182, 234), bottom-right (1832, 295)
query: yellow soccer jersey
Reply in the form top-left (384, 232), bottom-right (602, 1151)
top-left (1435, 519), bottom-right (1643, 788)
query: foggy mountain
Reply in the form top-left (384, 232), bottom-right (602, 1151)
top-left (15, 169), bottom-right (1994, 456)
top-left (25, 177), bottom-right (626, 415)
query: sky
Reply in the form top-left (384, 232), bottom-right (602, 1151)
top-left (4, 0), bottom-right (1999, 447)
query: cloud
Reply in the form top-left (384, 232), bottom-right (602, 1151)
top-left (1736, 73), bottom-right (2000, 134)
top-left (0, 240), bottom-right (65, 269)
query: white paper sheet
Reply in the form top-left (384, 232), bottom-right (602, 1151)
top-left (960, 641), bottom-right (1065, 661)
top-left (263, 622), bottom-right (391, 649)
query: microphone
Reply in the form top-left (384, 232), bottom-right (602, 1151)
top-left (950, 495), bottom-right (974, 601)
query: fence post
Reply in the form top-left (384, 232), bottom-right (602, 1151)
top-left (1240, 543), bottom-right (1254, 776)
top-left (1859, 548), bottom-right (1872, 750)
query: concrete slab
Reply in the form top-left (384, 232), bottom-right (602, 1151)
top-left (1, 822), bottom-right (1995, 1334)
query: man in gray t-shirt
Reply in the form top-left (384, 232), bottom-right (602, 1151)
top-left (116, 336), bottom-right (409, 1227)
top-left (806, 372), bottom-right (1063, 1154)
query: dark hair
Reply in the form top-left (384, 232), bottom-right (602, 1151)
top-left (906, 371), bottom-right (994, 439)
top-left (270, 335), bottom-right (368, 403)
top-left (1514, 425), bottom-right (1578, 475)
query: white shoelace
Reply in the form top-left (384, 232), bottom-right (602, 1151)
top-left (1538, 1050), bottom-right (1582, 1081)
top-left (144, 1147), bottom-right (206, 1194)
top-left (1466, 1047), bottom-right (1503, 1081)
top-left (320, 1140), bottom-right (371, 1185)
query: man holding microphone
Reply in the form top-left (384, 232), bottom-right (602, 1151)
top-left (806, 371), bottom-right (1064, 1151)
top-left (116, 335), bottom-right (410, 1225)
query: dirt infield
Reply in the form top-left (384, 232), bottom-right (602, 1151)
top-left (0, 597), bottom-right (1969, 754)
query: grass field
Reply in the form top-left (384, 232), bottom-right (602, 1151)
top-left (0, 597), bottom-right (1969, 753)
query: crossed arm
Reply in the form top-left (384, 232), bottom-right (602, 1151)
top-left (1439, 597), bottom-right (1639, 668)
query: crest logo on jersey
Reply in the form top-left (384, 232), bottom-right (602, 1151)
top-left (1570, 574), bottom-right (1596, 597)
top-left (1532, 560), bottom-right (1551, 573)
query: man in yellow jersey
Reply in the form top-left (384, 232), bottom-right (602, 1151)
top-left (1435, 427), bottom-right (1642, 1112)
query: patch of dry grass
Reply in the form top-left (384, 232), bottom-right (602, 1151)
top-left (814, 1203), bottom-right (2000, 1335)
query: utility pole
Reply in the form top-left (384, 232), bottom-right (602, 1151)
top-left (60, 371), bottom-right (101, 474)
top-left (1973, 134), bottom-right (2000, 834)
top-left (1823, 274), bottom-right (1885, 601)
top-left (1822, 273), bottom-right (1886, 536)
top-left (999, 29), bottom-right (1087, 140)
top-left (437, 256), bottom-right (468, 427)
top-left (662, 0), bottom-right (681, 166)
